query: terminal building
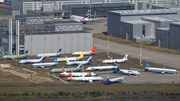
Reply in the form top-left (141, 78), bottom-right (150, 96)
top-left (0, 15), bottom-right (92, 55)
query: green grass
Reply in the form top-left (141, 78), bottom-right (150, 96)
top-left (93, 34), bottom-right (180, 54)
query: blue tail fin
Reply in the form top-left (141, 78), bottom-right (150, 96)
top-left (57, 48), bottom-right (62, 53)
top-left (77, 63), bottom-right (82, 68)
top-left (113, 61), bottom-right (117, 66)
top-left (24, 50), bottom-right (28, 55)
top-left (107, 75), bottom-right (110, 82)
top-left (87, 56), bottom-right (92, 63)
top-left (40, 55), bottom-right (46, 62)
top-left (114, 67), bottom-right (120, 72)
top-left (53, 58), bottom-right (58, 63)
top-left (146, 62), bottom-right (151, 68)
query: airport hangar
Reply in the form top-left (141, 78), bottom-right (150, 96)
top-left (0, 15), bottom-right (92, 55)
top-left (107, 9), bottom-right (180, 51)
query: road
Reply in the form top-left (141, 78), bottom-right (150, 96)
top-left (93, 37), bottom-right (180, 69)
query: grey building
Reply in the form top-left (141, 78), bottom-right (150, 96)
top-left (155, 28), bottom-right (169, 48)
top-left (62, 3), bottom-right (134, 17)
top-left (108, 9), bottom-right (180, 42)
top-left (0, 6), bottom-right (20, 16)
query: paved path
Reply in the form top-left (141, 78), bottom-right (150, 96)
top-left (50, 74), bottom-right (68, 84)
top-left (93, 38), bottom-right (180, 69)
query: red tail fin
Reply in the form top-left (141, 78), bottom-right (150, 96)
top-left (91, 47), bottom-right (97, 53)
top-left (61, 68), bottom-right (66, 73)
top-left (68, 73), bottom-right (72, 78)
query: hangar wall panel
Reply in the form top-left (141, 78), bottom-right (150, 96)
top-left (51, 34), bottom-right (58, 53)
top-left (38, 35), bottom-right (45, 53)
top-left (71, 34), bottom-right (78, 53)
top-left (77, 33), bottom-right (85, 51)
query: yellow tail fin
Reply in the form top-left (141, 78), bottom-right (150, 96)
top-left (78, 53), bottom-right (84, 60)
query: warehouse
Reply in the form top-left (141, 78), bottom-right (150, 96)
top-left (108, 9), bottom-right (180, 42)
top-left (155, 28), bottom-right (169, 48)
top-left (0, 6), bottom-right (20, 16)
top-left (0, 15), bottom-right (92, 55)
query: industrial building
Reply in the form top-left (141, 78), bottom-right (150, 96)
top-left (0, 6), bottom-right (20, 16)
top-left (108, 9), bottom-right (180, 42)
top-left (0, 15), bottom-right (92, 55)
top-left (155, 22), bottom-right (180, 51)
top-left (62, 3), bottom-right (134, 17)
top-left (4, 0), bottom-right (130, 14)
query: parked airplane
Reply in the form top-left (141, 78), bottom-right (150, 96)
top-left (66, 56), bottom-right (92, 65)
top-left (64, 10), bottom-right (101, 22)
top-left (72, 47), bottom-right (97, 55)
top-left (19, 55), bottom-right (45, 64)
top-left (31, 58), bottom-right (58, 68)
top-left (57, 53), bottom-right (84, 62)
top-left (114, 67), bottom-right (140, 76)
top-left (102, 54), bottom-right (128, 63)
top-left (86, 62), bottom-right (117, 71)
top-left (145, 62), bottom-right (178, 74)
top-left (68, 73), bottom-right (104, 82)
top-left (50, 63), bottom-right (82, 72)
top-left (36, 48), bottom-right (62, 58)
top-left (106, 75), bottom-right (124, 83)
top-left (3, 50), bottom-right (28, 59)
top-left (61, 68), bottom-right (96, 77)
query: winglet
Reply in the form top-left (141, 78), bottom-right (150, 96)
top-left (91, 47), bottom-right (97, 53)
top-left (107, 75), bottom-right (110, 82)
top-left (24, 50), bottom-right (28, 55)
top-left (146, 62), bottom-right (151, 68)
top-left (57, 48), bottom-right (62, 54)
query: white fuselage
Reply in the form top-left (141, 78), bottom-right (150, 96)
top-left (66, 60), bottom-right (89, 65)
top-left (19, 58), bottom-right (42, 64)
top-left (102, 59), bottom-right (127, 63)
top-left (57, 57), bottom-right (78, 61)
top-left (72, 51), bottom-right (93, 55)
top-left (86, 65), bottom-right (116, 71)
top-left (109, 77), bottom-right (124, 82)
top-left (37, 53), bottom-right (60, 57)
top-left (61, 72), bottom-right (96, 76)
top-left (120, 69), bottom-right (140, 75)
top-left (70, 15), bottom-right (89, 22)
top-left (32, 62), bottom-right (57, 68)
top-left (145, 67), bottom-right (177, 74)
top-left (68, 76), bottom-right (103, 82)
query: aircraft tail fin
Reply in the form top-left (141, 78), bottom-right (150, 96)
top-left (78, 53), bottom-right (84, 60)
top-left (24, 50), bottom-right (28, 55)
top-left (77, 63), bottom-right (82, 69)
top-left (82, 10), bottom-right (91, 20)
top-left (53, 58), bottom-right (58, 63)
top-left (107, 75), bottom-right (110, 82)
top-left (40, 55), bottom-right (46, 62)
top-left (91, 47), bottom-right (97, 53)
top-left (113, 61), bottom-right (117, 66)
top-left (61, 68), bottom-right (66, 73)
top-left (68, 73), bottom-right (72, 78)
top-left (57, 48), bottom-right (62, 54)
top-left (114, 67), bottom-right (120, 72)
top-left (87, 56), bottom-right (92, 63)
top-left (146, 62), bottom-right (151, 68)
top-left (123, 54), bottom-right (128, 60)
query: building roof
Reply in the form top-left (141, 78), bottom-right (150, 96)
top-left (19, 0), bottom-right (85, 2)
top-left (0, 6), bottom-right (16, 10)
top-left (65, 3), bottom-right (132, 7)
top-left (170, 22), bottom-right (180, 25)
top-left (141, 16), bottom-right (175, 22)
top-left (25, 31), bottom-right (91, 35)
top-left (28, 10), bottom-right (70, 13)
top-left (110, 9), bottom-right (177, 16)
top-left (44, 20), bottom-right (81, 23)
top-left (123, 20), bottom-right (152, 24)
